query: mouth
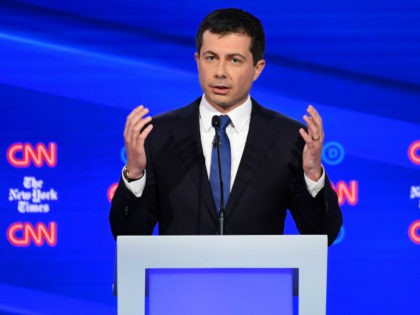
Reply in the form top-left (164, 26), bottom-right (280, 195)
top-left (210, 84), bottom-right (231, 95)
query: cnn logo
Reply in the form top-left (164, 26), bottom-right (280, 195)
top-left (408, 140), bottom-right (420, 165)
top-left (408, 220), bottom-right (420, 245)
top-left (7, 222), bottom-right (57, 247)
top-left (7, 142), bottom-right (57, 168)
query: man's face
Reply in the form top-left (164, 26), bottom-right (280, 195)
top-left (194, 31), bottom-right (265, 113)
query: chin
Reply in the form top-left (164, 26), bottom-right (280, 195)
top-left (213, 100), bottom-right (233, 109)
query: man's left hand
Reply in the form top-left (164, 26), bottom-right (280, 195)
top-left (299, 105), bottom-right (324, 181)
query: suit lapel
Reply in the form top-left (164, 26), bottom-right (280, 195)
top-left (166, 98), bottom-right (281, 222)
top-left (169, 98), bottom-right (218, 221)
top-left (226, 100), bottom-right (281, 216)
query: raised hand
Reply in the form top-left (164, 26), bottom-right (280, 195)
top-left (123, 105), bottom-right (153, 179)
top-left (298, 105), bottom-right (324, 181)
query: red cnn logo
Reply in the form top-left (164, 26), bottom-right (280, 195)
top-left (408, 220), bottom-right (420, 245)
top-left (408, 140), bottom-right (420, 165)
top-left (7, 222), bottom-right (57, 247)
top-left (331, 180), bottom-right (359, 206)
top-left (6, 143), bottom-right (57, 167)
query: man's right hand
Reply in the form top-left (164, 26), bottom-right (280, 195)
top-left (124, 105), bottom-right (153, 179)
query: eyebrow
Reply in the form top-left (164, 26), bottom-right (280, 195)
top-left (202, 50), bottom-right (247, 60)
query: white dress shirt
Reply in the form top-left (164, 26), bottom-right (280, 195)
top-left (199, 95), bottom-right (251, 190)
top-left (123, 95), bottom-right (325, 197)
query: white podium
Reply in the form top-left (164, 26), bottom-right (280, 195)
top-left (116, 235), bottom-right (327, 315)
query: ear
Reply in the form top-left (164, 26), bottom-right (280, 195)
top-left (194, 52), bottom-right (201, 71)
top-left (253, 59), bottom-right (266, 81)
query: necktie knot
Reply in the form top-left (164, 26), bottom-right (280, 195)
top-left (218, 115), bottom-right (231, 132)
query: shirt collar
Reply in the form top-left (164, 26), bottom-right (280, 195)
top-left (199, 95), bottom-right (252, 133)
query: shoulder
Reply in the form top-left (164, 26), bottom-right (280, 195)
top-left (145, 97), bottom-right (201, 148)
top-left (151, 97), bottom-right (201, 127)
top-left (250, 99), bottom-right (306, 155)
top-left (251, 98), bottom-right (305, 132)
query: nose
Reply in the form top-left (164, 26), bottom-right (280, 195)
top-left (215, 60), bottom-right (227, 78)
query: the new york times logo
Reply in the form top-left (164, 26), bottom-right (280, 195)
top-left (9, 176), bottom-right (58, 213)
top-left (410, 186), bottom-right (420, 209)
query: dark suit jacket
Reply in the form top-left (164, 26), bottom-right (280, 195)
top-left (109, 98), bottom-right (342, 245)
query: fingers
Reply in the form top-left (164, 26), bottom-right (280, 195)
top-left (302, 105), bottom-right (323, 143)
top-left (299, 127), bottom-right (311, 144)
top-left (124, 105), bottom-right (153, 145)
top-left (138, 123), bottom-right (153, 146)
top-left (300, 105), bottom-right (324, 180)
top-left (125, 105), bottom-right (150, 133)
top-left (123, 105), bottom-right (154, 177)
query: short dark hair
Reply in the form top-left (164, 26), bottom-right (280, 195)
top-left (195, 8), bottom-right (265, 65)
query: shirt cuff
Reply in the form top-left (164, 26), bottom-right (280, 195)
top-left (121, 167), bottom-right (146, 197)
top-left (304, 166), bottom-right (325, 197)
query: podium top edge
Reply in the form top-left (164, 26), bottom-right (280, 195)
top-left (117, 235), bottom-right (328, 244)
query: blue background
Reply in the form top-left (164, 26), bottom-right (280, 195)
top-left (1, 0), bottom-right (419, 314)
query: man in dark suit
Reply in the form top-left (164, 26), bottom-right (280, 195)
top-left (110, 8), bottom-right (342, 245)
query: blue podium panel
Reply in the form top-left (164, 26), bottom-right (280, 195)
top-left (117, 235), bottom-right (327, 315)
top-left (146, 268), bottom-right (294, 315)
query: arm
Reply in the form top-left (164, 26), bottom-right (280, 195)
top-left (289, 105), bottom-right (343, 245)
top-left (288, 166), bottom-right (343, 246)
top-left (109, 105), bottom-right (156, 239)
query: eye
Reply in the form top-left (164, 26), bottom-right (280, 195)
top-left (229, 56), bottom-right (244, 65)
top-left (205, 55), bottom-right (216, 62)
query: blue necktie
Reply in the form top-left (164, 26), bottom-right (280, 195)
top-left (210, 115), bottom-right (231, 212)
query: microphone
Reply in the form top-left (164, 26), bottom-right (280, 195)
top-left (212, 115), bottom-right (225, 235)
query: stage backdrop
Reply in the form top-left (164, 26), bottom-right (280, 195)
top-left (1, 1), bottom-right (419, 314)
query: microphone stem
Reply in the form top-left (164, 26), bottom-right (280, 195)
top-left (215, 131), bottom-right (224, 209)
top-left (219, 209), bottom-right (224, 235)
top-left (215, 127), bottom-right (225, 235)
